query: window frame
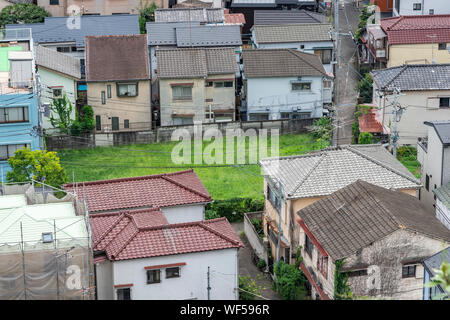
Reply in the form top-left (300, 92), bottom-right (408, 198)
top-left (146, 269), bottom-right (161, 284)
top-left (402, 265), bottom-right (416, 278)
top-left (172, 85), bottom-right (193, 101)
top-left (346, 269), bottom-right (368, 277)
top-left (413, 3), bottom-right (421, 10)
top-left (166, 267), bottom-right (181, 279)
top-left (304, 234), bottom-right (314, 258)
top-left (291, 82), bottom-right (312, 92)
top-left (0, 144), bottom-right (30, 161)
top-left (95, 115), bottom-right (101, 131)
top-left (116, 82), bottom-right (138, 97)
top-left (116, 287), bottom-right (131, 300)
top-left (439, 97), bottom-right (449, 107)
top-left (267, 184), bottom-right (280, 212)
top-left (107, 85), bottom-right (112, 98)
top-left (101, 91), bottom-right (106, 105)
top-left (0, 106), bottom-right (29, 124)
top-left (425, 174), bottom-right (430, 191)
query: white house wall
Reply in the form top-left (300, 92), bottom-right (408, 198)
top-left (162, 204), bottom-right (205, 224)
top-left (111, 248), bottom-right (239, 300)
top-left (246, 76), bottom-right (324, 120)
top-left (95, 259), bottom-right (114, 300)
top-left (393, 0), bottom-right (450, 16)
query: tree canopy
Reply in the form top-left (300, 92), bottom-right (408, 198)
top-left (138, 0), bottom-right (158, 34)
top-left (0, 3), bottom-right (51, 27)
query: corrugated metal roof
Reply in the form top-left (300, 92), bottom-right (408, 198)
top-left (147, 22), bottom-right (200, 45)
top-left (176, 25), bottom-right (242, 47)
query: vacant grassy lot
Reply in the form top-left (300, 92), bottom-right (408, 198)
top-left (58, 133), bottom-right (326, 200)
top-left (397, 146), bottom-right (421, 179)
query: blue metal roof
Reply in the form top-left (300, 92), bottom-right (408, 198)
top-left (5, 14), bottom-right (140, 48)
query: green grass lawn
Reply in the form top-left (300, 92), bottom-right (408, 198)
top-left (57, 133), bottom-right (326, 200)
top-left (396, 146), bottom-right (421, 179)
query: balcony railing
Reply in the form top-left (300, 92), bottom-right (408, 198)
top-left (1, 28), bottom-right (32, 41)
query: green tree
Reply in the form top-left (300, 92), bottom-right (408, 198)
top-left (239, 275), bottom-right (262, 300)
top-left (358, 132), bottom-right (373, 144)
top-left (50, 94), bottom-right (75, 135)
top-left (71, 105), bottom-right (95, 135)
top-left (6, 148), bottom-right (68, 189)
top-left (274, 261), bottom-right (307, 300)
top-left (138, 0), bottom-right (158, 34)
top-left (357, 73), bottom-right (373, 103)
top-left (0, 3), bottom-right (50, 27)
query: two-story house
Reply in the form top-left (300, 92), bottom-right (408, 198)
top-left (423, 249), bottom-right (450, 300)
top-left (416, 120), bottom-right (450, 219)
top-left (85, 34), bottom-right (151, 132)
top-left (296, 179), bottom-right (450, 300)
top-left (37, 0), bottom-right (169, 16)
top-left (434, 183), bottom-right (450, 230)
top-left (393, 0), bottom-right (450, 16)
top-left (34, 45), bottom-right (81, 132)
top-left (0, 28), bottom-right (40, 182)
top-left (241, 49), bottom-right (331, 121)
top-left (65, 170), bottom-right (243, 300)
top-left (371, 64), bottom-right (450, 146)
top-left (156, 47), bottom-right (238, 126)
top-left (259, 144), bottom-right (421, 263)
top-left (251, 23), bottom-right (334, 74)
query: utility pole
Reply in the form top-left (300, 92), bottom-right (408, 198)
top-left (207, 266), bottom-right (211, 300)
top-left (392, 88), bottom-right (400, 158)
top-left (277, 179), bottom-right (283, 263)
top-left (332, 0), bottom-right (340, 146)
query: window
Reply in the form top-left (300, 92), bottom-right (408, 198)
top-left (317, 253), bottom-right (328, 278)
top-left (101, 91), bottom-right (106, 104)
top-left (249, 113), bottom-right (269, 121)
top-left (267, 185), bottom-right (280, 211)
top-left (52, 88), bottom-right (62, 98)
top-left (173, 117), bottom-right (194, 125)
top-left (0, 144), bottom-right (30, 161)
top-left (107, 85), bottom-right (112, 98)
top-left (280, 112), bottom-right (291, 119)
top-left (147, 269), bottom-right (161, 284)
top-left (425, 174), bottom-right (430, 191)
top-left (323, 80), bottom-right (332, 89)
top-left (56, 47), bottom-right (70, 53)
top-left (292, 82), bottom-right (311, 91)
top-left (413, 3), bottom-right (421, 10)
top-left (429, 9), bottom-right (434, 15)
top-left (42, 233), bottom-right (53, 243)
top-left (213, 82), bottom-right (224, 88)
top-left (205, 81), bottom-right (213, 87)
top-left (440, 97), bottom-right (450, 107)
top-left (0, 107), bottom-right (29, 124)
top-left (166, 267), bottom-right (180, 278)
top-left (224, 81), bottom-right (233, 88)
top-left (95, 115), bottom-right (101, 131)
top-left (438, 43), bottom-right (447, 50)
top-left (305, 234), bottom-right (313, 258)
top-left (71, 47), bottom-right (77, 52)
top-left (116, 288), bottom-right (131, 300)
top-left (112, 117), bottom-right (119, 131)
top-left (292, 112), bottom-right (311, 119)
top-left (50, 0), bottom-right (59, 5)
top-left (320, 49), bottom-right (332, 64)
top-left (117, 83), bottom-right (138, 97)
top-left (172, 86), bottom-right (192, 100)
top-left (347, 269), bottom-right (368, 277)
top-left (300, 45), bottom-right (305, 49)
top-left (402, 265), bottom-right (416, 278)
top-left (124, 119), bottom-right (129, 129)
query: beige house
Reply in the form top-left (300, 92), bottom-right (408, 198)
top-left (296, 180), bottom-right (450, 300)
top-left (37, 0), bottom-right (168, 16)
top-left (259, 145), bottom-right (421, 264)
top-left (156, 47), bottom-right (238, 126)
top-left (85, 34), bottom-right (151, 132)
top-left (371, 64), bottom-right (450, 146)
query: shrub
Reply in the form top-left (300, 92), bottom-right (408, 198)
top-left (357, 73), bottom-right (373, 103)
top-left (206, 197), bottom-right (264, 222)
top-left (257, 259), bottom-right (267, 270)
top-left (274, 261), bottom-right (307, 300)
top-left (358, 132), bottom-right (373, 144)
top-left (239, 275), bottom-right (261, 300)
top-left (205, 209), bottom-right (220, 220)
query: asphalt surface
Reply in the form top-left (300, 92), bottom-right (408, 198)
top-left (333, 0), bottom-right (361, 145)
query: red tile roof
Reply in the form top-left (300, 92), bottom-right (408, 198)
top-left (225, 12), bottom-right (246, 25)
top-left (381, 15), bottom-right (450, 45)
top-left (64, 170), bottom-right (212, 213)
top-left (358, 108), bottom-right (383, 133)
top-left (91, 210), bottom-right (243, 261)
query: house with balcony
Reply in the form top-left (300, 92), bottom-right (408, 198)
top-left (251, 23), bottom-right (334, 74)
top-left (296, 179), bottom-right (450, 300)
top-left (34, 45), bottom-right (81, 132)
top-left (241, 49), bottom-right (331, 121)
top-left (359, 24), bottom-right (388, 69)
top-left (423, 249), bottom-right (450, 300)
top-left (258, 144), bottom-right (421, 264)
top-left (85, 34), bottom-right (151, 132)
top-left (393, 0), bottom-right (450, 16)
top-left (416, 120), bottom-right (450, 218)
top-left (156, 47), bottom-right (238, 126)
top-left (0, 28), bottom-right (40, 182)
top-left (371, 64), bottom-right (450, 146)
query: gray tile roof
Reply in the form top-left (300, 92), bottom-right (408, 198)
top-left (252, 23), bottom-right (332, 44)
top-left (154, 8), bottom-right (225, 23)
top-left (147, 22), bottom-right (200, 45)
top-left (434, 182), bottom-right (450, 210)
top-left (34, 45), bottom-right (81, 79)
top-left (176, 25), bottom-right (242, 47)
top-left (242, 48), bottom-right (326, 78)
top-left (6, 15), bottom-right (140, 48)
top-left (254, 9), bottom-right (327, 25)
top-left (371, 64), bottom-right (450, 91)
top-left (156, 47), bottom-right (238, 78)
top-left (298, 180), bottom-right (450, 260)
top-left (231, 0), bottom-right (276, 7)
top-left (424, 120), bottom-right (450, 146)
top-left (259, 144), bottom-right (421, 199)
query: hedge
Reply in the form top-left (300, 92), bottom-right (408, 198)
top-left (205, 197), bottom-right (264, 222)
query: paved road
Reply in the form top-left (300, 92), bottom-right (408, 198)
top-left (334, 0), bottom-right (361, 145)
top-left (231, 222), bottom-right (281, 300)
